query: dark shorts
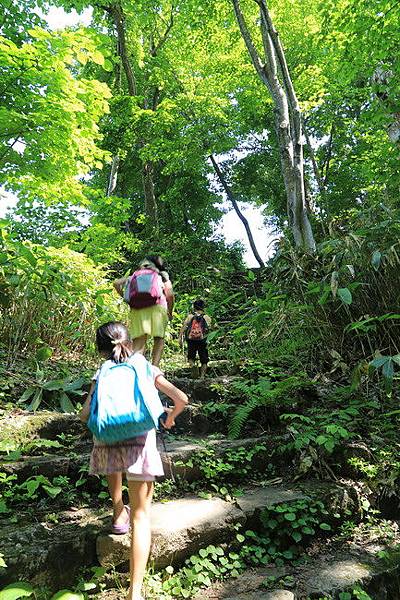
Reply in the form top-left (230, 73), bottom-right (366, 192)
top-left (187, 339), bottom-right (209, 364)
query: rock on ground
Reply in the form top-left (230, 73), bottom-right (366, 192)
top-left (97, 486), bottom-right (309, 569)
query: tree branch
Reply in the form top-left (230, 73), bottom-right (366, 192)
top-left (151, 4), bottom-right (175, 56)
top-left (105, 2), bottom-right (137, 96)
top-left (231, 0), bottom-right (268, 85)
top-left (210, 154), bottom-right (265, 268)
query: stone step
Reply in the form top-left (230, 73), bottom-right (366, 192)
top-left (0, 434), bottom-right (274, 487)
top-left (164, 360), bottom-right (238, 380)
top-left (168, 375), bottom-right (241, 405)
top-left (0, 402), bottom-right (223, 447)
top-left (0, 410), bottom-right (88, 444)
top-left (96, 481), bottom-right (355, 571)
top-left (192, 534), bottom-right (400, 599)
top-left (0, 507), bottom-right (107, 590)
top-left (0, 481), bottom-right (356, 592)
top-left (97, 486), bottom-right (309, 570)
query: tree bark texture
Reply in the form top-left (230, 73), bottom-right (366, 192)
top-left (107, 154), bottom-right (120, 196)
top-left (107, 2), bottom-right (159, 230)
top-left (108, 3), bottom-right (137, 96)
top-left (142, 161), bottom-right (158, 226)
top-left (231, 0), bottom-right (316, 252)
top-left (373, 67), bottom-right (400, 144)
top-left (210, 155), bottom-right (265, 268)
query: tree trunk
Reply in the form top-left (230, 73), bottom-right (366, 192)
top-left (108, 3), bottom-right (137, 96)
top-left (106, 2), bottom-right (159, 231)
top-left (231, 0), bottom-right (316, 252)
top-left (372, 67), bottom-right (400, 144)
top-left (142, 161), bottom-right (158, 228)
top-left (210, 155), bottom-right (265, 268)
top-left (107, 154), bottom-right (120, 196)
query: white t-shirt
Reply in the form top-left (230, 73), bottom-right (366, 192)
top-left (92, 353), bottom-right (162, 381)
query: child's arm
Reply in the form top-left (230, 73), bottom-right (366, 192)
top-left (79, 382), bottom-right (96, 423)
top-left (113, 277), bottom-right (128, 298)
top-left (155, 375), bottom-right (188, 429)
top-left (164, 280), bottom-right (174, 320)
top-left (179, 315), bottom-right (191, 345)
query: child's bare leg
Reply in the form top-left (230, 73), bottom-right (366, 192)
top-left (132, 335), bottom-right (147, 354)
top-left (152, 337), bottom-right (164, 367)
top-left (200, 363), bottom-right (207, 379)
top-left (127, 480), bottom-right (154, 600)
top-left (107, 473), bottom-right (128, 524)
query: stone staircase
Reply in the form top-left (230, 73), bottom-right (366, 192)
top-left (1, 377), bottom-right (400, 599)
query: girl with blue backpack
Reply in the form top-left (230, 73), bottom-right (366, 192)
top-left (113, 255), bottom-right (174, 367)
top-left (80, 321), bottom-right (188, 600)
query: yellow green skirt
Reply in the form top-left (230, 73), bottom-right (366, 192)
top-left (129, 305), bottom-right (168, 339)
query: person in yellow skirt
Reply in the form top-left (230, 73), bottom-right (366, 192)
top-left (113, 256), bottom-right (174, 366)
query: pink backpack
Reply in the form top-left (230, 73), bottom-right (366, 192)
top-left (124, 268), bottom-right (163, 309)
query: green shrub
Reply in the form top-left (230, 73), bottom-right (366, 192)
top-left (0, 222), bottom-right (126, 364)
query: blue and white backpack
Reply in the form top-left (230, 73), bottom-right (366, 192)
top-left (88, 353), bottom-right (164, 444)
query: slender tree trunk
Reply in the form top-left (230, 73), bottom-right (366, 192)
top-left (231, 0), bottom-right (316, 252)
top-left (142, 161), bottom-right (158, 226)
top-left (108, 3), bottom-right (137, 96)
top-left (107, 154), bottom-right (120, 196)
top-left (106, 2), bottom-right (159, 231)
top-left (373, 67), bottom-right (400, 143)
top-left (210, 155), bottom-right (265, 268)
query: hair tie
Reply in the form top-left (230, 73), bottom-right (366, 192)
top-left (111, 338), bottom-right (124, 345)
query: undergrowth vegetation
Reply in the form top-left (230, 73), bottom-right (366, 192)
top-left (0, 222), bottom-right (125, 368)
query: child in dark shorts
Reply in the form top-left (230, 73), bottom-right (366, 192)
top-left (179, 299), bottom-right (212, 378)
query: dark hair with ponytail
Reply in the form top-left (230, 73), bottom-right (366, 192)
top-left (96, 321), bottom-right (132, 363)
top-left (146, 255), bottom-right (166, 272)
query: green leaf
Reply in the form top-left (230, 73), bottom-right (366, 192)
top-left (50, 592), bottom-right (84, 600)
top-left (18, 386), bottom-right (36, 404)
top-left (35, 346), bottom-right (52, 362)
top-left (0, 582), bottom-right (34, 599)
top-left (291, 531), bottom-right (302, 542)
top-left (284, 512), bottom-right (296, 521)
top-left (18, 245), bottom-right (37, 267)
top-left (59, 393), bottom-right (75, 413)
top-left (370, 356), bottom-right (389, 368)
top-left (337, 287), bottom-right (352, 305)
top-left (25, 478), bottom-right (41, 496)
top-left (371, 250), bottom-right (382, 271)
top-left (27, 389), bottom-right (42, 412)
top-left (316, 435), bottom-right (327, 446)
top-left (103, 58), bottom-right (114, 71)
top-left (42, 379), bottom-right (65, 391)
top-left (63, 378), bottom-right (86, 392)
top-left (42, 485), bottom-right (62, 498)
top-left (319, 522), bottom-right (332, 531)
top-left (382, 359), bottom-right (394, 381)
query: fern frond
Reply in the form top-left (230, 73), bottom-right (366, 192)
top-left (229, 396), bottom-right (261, 439)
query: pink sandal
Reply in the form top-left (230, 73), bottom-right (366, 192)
top-left (111, 505), bottom-right (130, 535)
